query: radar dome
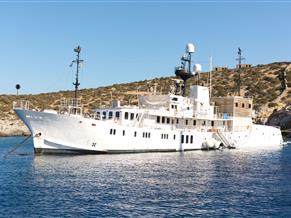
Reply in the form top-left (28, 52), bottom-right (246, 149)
top-left (194, 64), bottom-right (202, 73)
top-left (186, 43), bottom-right (195, 53)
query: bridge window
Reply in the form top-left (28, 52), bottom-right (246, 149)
top-left (102, 111), bottom-right (106, 119)
top-left (157, 116), bottom-right (160, 123)
top-left (162, 117), bottom-right (165, 123)
top-left (109, 111), bottom-right (113, 119)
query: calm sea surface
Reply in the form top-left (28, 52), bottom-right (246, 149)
top-left (0, 137), bottom-right (291, 217)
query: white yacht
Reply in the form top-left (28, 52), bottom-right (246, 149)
top-left (13, 44), bottom-right (283, 154)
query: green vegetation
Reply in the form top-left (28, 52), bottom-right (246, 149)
top-left (0, 62), bottom-right (290, 122)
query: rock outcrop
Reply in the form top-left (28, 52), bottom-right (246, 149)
top-left (267, 107), bottom-right (291, 137)
top-left (0, 119), bottom-right (30, 137)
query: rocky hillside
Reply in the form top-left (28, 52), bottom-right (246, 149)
top-left (0, 62), bottom-right (290, 136)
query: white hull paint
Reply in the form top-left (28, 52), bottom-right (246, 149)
top-left (15, 109), bottom-right (283, 155)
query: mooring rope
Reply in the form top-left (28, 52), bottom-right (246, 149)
top-left (3, 134), bottom-right (33, 158)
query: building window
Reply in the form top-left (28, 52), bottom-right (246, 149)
top-left (202, 121), bottom-right (206, 126)
top-left (176, 119), bottom-right (179, 124)
top-left (211, 121), bottom-right (214, 127)
top-left (148, 133), bottom-right (151, 138)
top-left (123, 130), bottom-right (125, 136)
top-left (185, 120), bottom-right (188, 125)
top-left (134, 131), bottom-right (137, 137)
top-left (242, 103), bottom-right (245, 108)
top-left (157, 116), bottom-right (160, 123)
top-left (181, 135), bottom-right (184, 143)
top-left (102, 111), bottom-right (106, 119)
top-left (186, 135), bottom-right (189, 144)
top-left (110, 129), bottom-right (113, 135)
top-left (173, 134), bottom-right (176, 140)
top-left (171, 105), bottom-right (174, 109)
top-left (190, 135), bottom-right (193, 144)
top-left (249, 104), bottom-right (252, 108)
top-left (193, 120), bottom-right (196, 126)
top-left (167, 118), bottom-right (170, 124)
top-left (115, 111), bottom-right (120, 118)
top-left (125, 112), bottom-right (129, 120)
top-left (130, 113), bottom-right (134, 120)
top-left (223, 121), bottom-right (225, 125)
top-left (113, 129), bottom-right (116, 135)
top-left (235, 102), bottom-right (238, 107)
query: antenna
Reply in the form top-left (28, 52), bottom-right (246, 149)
top-left (70, 46), bottom-right (84, 99)
top-left (209, 56), bottom-right (213, 98)
top-left (235, 47), bottom-right (245, 96)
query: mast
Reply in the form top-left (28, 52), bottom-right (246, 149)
top-left (175, 43), bottom-right (195, 97)
top-left (235, 47), bottom-right (245, 96)
top-left (70, 46), bottom-right (84, 99)
top-left (209, 56), bottom-right (212, 98)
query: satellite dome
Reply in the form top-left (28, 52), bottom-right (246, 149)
top-left (186, 43), bottom-right (195, 53)
top-left (194, 64), bottom-right (202, 73)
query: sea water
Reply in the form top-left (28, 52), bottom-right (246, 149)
top-left (0, 136), bottom-right (291, 217)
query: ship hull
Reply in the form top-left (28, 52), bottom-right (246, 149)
top-left (14, 109), bottom-right (284, 155)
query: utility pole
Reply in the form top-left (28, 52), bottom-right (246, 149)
top-left (70, 46), bottom-right (84, 99)
top-left (235, 48), bottom-right (245, 96)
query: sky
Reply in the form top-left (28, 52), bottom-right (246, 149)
top-left (0, 0), bottom-right (290, 94)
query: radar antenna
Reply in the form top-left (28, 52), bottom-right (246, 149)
top-left (70, 46), bottom-right (84, 99)
top-left (235, 47), bottom-right (245, 96)
top-left (175, 43), bottom-right (195, 96)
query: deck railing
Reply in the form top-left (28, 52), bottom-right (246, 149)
top-left (13, 100), bottom-right (32, 110)
top-left (59, 98), bottom-right (83, 115)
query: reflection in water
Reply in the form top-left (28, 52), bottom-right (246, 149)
top-left (1, 137), bottom-right (291, 217)
top-left (28, 147), bottom-right (290, 217)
